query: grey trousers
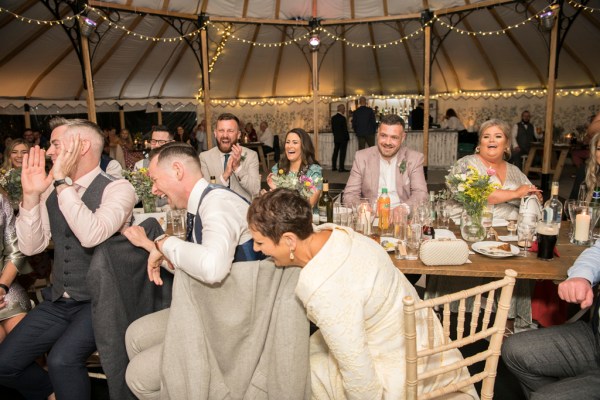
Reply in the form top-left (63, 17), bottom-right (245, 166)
top-left (502, 320), bottom-right (600, 400)
top-left (125, 308), bottom-right (170, 400)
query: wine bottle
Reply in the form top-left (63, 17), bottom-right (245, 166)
top-left (542, 181), bottom-right (563, 228)
top-left (318, 180), bottom-right (333, 224)
top-left (591, 186), bottom-right (600, 205)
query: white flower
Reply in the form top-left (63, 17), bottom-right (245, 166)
top-left (460, 173), bottom-right (467, 180)
top-left (458, 183), bottom-right (466, 192)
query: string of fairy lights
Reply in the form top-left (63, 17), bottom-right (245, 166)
top-left (567, 0), bottom-right (600, 13)
top-left (199, 87), bottom-right (600, 107)
top-left (1, 2), bottom-right (575, 46)
top-left (3, 2), bottom-right (600, 104)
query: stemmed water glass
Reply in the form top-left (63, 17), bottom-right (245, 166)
top-left (481, 204), bottom-right (494, 239)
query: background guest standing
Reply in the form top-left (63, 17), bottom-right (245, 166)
top-left (331, 104), bottom-right (349, 172)
top-left (351, 96), bottom-right (377, 150)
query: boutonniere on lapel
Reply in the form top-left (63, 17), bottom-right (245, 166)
top-left (240, 152), bottom-right (247, 162)
top-left (397, 159), bottom-right (407, 174)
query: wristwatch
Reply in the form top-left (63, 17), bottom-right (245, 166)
top-left (54, 177), bottom-right (73, 188)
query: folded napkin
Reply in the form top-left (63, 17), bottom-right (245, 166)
top-left (492, 218), bottom-right (509, 227)
top-left (434, 229), bottom-right (456, 240)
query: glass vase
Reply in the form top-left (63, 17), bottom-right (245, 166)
top-left (142, 194), bottom-right (157, 213)
top-left (460, 210), bottom-right (485, 242)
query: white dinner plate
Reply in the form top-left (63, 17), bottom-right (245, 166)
top-left (380, 237), bottom-right (398, 252)
top-left (471, 241), bottom-right (519, 258)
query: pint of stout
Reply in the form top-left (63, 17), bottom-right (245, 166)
top-left (537, 222), bottom-right (559, 260)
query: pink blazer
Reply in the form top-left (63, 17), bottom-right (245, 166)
top-left (343, 146), bottom-right (428, 206)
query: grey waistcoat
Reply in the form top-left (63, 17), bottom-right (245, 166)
top-left (46, 172), bottom-right (114, 302)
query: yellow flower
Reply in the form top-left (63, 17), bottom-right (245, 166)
top-left (304, 181), bottom-right (311, 187)
top-left (278, 169), bottom-right (284, 175)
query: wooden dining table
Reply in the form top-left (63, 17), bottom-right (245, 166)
top-left (390, 225), bottom-right (583, 281)
top-left (523, 142), bottom-right (575, 181)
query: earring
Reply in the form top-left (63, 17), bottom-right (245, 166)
top-left (475, 146), bottom-right (480, 153)
top-left (289, 248), bottom-right (295, 260)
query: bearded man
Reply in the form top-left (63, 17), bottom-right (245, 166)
top-left (199, 113), bottom-right (260, 201)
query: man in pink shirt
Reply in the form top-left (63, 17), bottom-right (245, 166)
top-left (0, 118), bottom-right (136, 400)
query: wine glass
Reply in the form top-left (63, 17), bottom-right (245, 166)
top-left (481, 204), bottom-right (494, 239)
top-left (507, 219), bottom-right (517, 238)
top-left (517, 213), bottom-right (538, 256)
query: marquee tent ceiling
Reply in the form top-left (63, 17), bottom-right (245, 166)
top-left (1, 0), bottom-right (599, 108)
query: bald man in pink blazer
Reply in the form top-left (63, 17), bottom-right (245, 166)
top-left (343, 114), bottom-right (428, 209)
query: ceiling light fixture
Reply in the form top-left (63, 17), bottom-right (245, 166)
top-left (80, 16), bottom-right (97, 37)
top-left (308, 34), bottom-right (320, 50)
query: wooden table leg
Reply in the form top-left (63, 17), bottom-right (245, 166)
top-left (257, 145), bottom-right (268, 174)
top-left (553, 149), bottom-right (569, 181)
top-left (523, 147), bottom-right (537, 174)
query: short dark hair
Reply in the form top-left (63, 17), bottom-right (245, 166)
top-left (150, 142), bottom-right (201, 169)
top-left (217, 113), bottom-right (240, 130)
top-left (151, 125), bottom-right (174, 139)
top-left (379, 114), bottom-right (405, 128)
top-left (247, 188), bottom-right (313, 244)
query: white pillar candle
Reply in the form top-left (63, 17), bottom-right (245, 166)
top-left (363, 211), bottom-right (372, 236)
top-left (575, 212), bottom-right (591, 242)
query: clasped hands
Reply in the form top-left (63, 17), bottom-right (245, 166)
top-left (223, 144), bottom-right (243, 181)
top-left (123, 226), bottom-right (173, 286)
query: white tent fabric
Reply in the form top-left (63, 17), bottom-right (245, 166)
top-left (1, 0), bottom-right (599, 108)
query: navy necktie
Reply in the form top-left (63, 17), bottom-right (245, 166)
top-left (223, 153), bottom-right (230, 171)
top-left (185, 212), bottom-right (195, 243)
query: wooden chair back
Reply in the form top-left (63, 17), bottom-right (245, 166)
top-left (403, 269), bottom-right (517, 400)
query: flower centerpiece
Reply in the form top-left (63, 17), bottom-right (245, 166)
top-left (122, 168), bottom-right (157, 212)
top-left (446, 165), bottom-right (499, 241)
top-left (0, 168), bottom-right (23, 209)
top-left (271, 169), bottom-right (322, 200)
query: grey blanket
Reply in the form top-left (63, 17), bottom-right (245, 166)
top-left (88, 218), bottom-right (173, 400)
top-left (160, 260), bottom-right (311, 400)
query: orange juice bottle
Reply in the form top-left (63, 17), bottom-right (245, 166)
top-left (377, 188), bottom-right (390, 231)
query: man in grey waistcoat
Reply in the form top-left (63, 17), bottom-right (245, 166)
top-left (0, 119), bottom-right (136, 400)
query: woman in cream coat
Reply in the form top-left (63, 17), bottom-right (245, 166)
top-left (248, 189), bottom-right (476, 399)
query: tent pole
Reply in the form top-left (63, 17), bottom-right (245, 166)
top-left (119, 105), bottom-right (125, 130)
top-left (423, 22), bottom-right (431, 179)
top-left (201, 28), bottom-right (213, 149)
top-left (81, 35), bottom-right (97, 123)
top-left (542, 7), bottom-right (560, 199)
top-left (312, 49), bottom-right (319, 162)
top-left (24, 104), bottom-right (31, 129)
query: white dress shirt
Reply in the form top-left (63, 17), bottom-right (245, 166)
top-left (441, 116), bottom-right (466, 131)
top-left (16, 166), bottom-right (136, 255)
top-left (378, 157), bottom-right (401, 208)
top-left (161, 178), bottom-right (252, 285)
top-left (258, 127), bottom-right (275, 148)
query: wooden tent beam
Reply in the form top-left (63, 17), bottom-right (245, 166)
top-left (423, 22), bottom-right (431, 169)
top-left (341, 26), bottom-right (347, 97)
top-left (432, 24), bottom-right (462, 91)
top-left (543, 10), bottom-right (559, 179)
top-left (312, 0), bottom-right (319, 160)
top-left (81, 35), bottom-right (97, 122)
top-left (201, 27), bottom-right (213, 149)
top-left (27, 46), bottom-right (74, 98)
top-left (235, 25), bottom-right (261, 98)
top-left (563, 44), bottom-right (597, 86)
top-left (0, 7), bottom-right (70, 70)
top-left (488, 8), bottom-right (545, 87)
top-left (157, 41), bottom-right (189, 97)
top-left (271, 27), bottom-right (287, 96)
top-left (397, 21), bottom-right (422, 93)
top-left (90, 1), bottom-right (194, 20)
top-left (461, 16), bottom-right (501, 89)
top-left (76, 14), bottom-right (145, 98)
top-left (368, 23), bottom-right (384, 94)
top-left (0, 0), bottom-right (37, 31)
top-left (119, 22), bottom-right (170, 99)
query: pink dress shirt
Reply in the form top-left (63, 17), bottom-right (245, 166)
top-left (16, 166), bottom-right (136, 256)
